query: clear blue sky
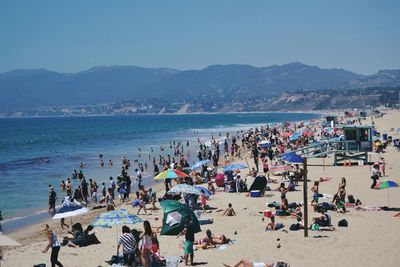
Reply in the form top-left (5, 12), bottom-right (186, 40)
top-left (0, 0), bottom-right (399, 74)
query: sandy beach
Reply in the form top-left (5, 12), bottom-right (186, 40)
top-left (2, 109), bottom-right (400, 267)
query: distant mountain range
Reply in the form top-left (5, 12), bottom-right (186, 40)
top-left (0, 62), bottom-right (399, 112)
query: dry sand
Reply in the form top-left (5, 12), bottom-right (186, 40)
top-left (2, 110), bottom-right (400, 267)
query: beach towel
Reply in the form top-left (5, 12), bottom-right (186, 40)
top-left (165, 256), bottom-right (180, 267)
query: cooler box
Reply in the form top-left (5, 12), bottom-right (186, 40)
top-left (263, 210), bottom-right (272, 217)
top-left (250, 190), bottom-right (261, 197)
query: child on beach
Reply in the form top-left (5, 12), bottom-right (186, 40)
top-left (223, 203), bottom-right (236, 216)
top-left (177, 216), bottom-right (195, 266)
top-left (200, 193), bottom-right (207, 212)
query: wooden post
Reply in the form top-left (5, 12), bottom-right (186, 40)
top-left (303, 157), bottom-right (308, 237)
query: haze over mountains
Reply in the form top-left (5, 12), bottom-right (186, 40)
top-left (0, 62), bottom-right (399, 112)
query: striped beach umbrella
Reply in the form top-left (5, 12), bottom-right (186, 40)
top-left (269, 165), bottom-right (293, 173)
top-left (168, 184), bottom-right (202, 196)
top-left (154, 169), bottom-right (188, 180)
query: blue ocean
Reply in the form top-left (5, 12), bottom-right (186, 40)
top-left (0, 113), bottom-right (319, 230)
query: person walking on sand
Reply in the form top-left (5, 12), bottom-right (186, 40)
top-left (178, 216), bottom-right (195, 266)
top-left (42, 224), bottom-right (64, 267)
top-left (141, 220), bottom-right (153, 267)
top-left (370, 164), bottom-right (380, 189)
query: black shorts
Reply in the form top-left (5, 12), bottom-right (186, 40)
top-left (123, 252), bottom-right (135, 265)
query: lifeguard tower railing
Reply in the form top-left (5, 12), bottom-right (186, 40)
top-left (279, 138), bottom-right (372, 165)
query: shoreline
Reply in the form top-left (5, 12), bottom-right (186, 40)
top-left (1, 111), bottom-right (324, 234)
top-left (0, 112), bottom-right (322, 227)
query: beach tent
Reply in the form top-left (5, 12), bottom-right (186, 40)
top-left (160, 200), bottom-right (201, 236)
top-left (249, 176), bottom-right (268, 192)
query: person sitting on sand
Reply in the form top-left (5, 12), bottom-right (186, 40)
top-left (290, 205), bottom-right (303, 220)
top-left (310, 210), bottom-right (331, 227)
top-left (332, 194), bottom-right (346, 213)
top-left (266, 215), bottom-right (284, 231)
top-left (223, 203), bottom-right (236, 216)
top-left (66, 223), bottom-right (85, 248)
top-left (223, 259), bottom-right (289, 267)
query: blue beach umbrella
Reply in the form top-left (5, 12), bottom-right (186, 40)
top-left (259, 141), bottom-right (272, 148)
top-left (191, 159), bottom-right (211, 170)
top-left (282, 153), bottom-right (304, 163)
top-left (289, 132), bottom-right (301, 141)
top-left (194, 186), bottom-right (212, 197)
top-left (223, 163), bottom-right (248, 172)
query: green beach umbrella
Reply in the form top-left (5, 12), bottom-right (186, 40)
top-left (159, 200), bottom-right (201, 235)
top-left (374, 180), bottom-right (399, 206)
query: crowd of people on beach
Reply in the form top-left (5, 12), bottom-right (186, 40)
top-left (37, 110), bottom-right (398, 267)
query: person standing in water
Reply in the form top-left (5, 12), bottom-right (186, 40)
top-left (49, 187), bottom-right (58, 213)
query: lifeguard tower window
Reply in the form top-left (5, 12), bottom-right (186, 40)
top-left (360, 129), bottom-right (369, 141)
top-left (345, 129), bottom-right (357, 141)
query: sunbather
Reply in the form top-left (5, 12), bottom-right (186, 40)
top-left (223, 259), bottom-right (289, 267)
top-left (266, 216), bottom-right (284, 231)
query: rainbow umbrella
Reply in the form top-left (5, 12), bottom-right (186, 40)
top-left (154, 169), bottom-right (188, 180)
top-left (374, 180), bottom-right (399, 206)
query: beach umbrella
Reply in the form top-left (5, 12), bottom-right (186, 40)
top-left (52, 198), bottom-right (89, 220)
top-left (302, 131), bottom-right (314, 137)
top-left (154, 169), bottom-right (188, 180)
top-left (52, 197), bottom-right (89, 226)
top-left (194, 186), bottom-right (212, 197)
top-left (289, 132), bottom-right (301, 141)
top-left (269, 165), bottom-right (293, 173)
top-left (259, 141), bottom-right (272, 148)
top-left (191, 159), bottom-right (210, 170)
top-left (374, 180), bottom-right (399, 206)
top-left (223, 163), bottom-right (247, 172)
top-left (91, 209), bottom-right (143, 228)
top-left (0, 233), bottom-right (22, 267)
top-left (0, 233), bottom-right (21, 247)
top-left (282, 153), bottom-right (304, 163)
top-left (159, 200), bottom-right (201, 235)
top-left (168, 184), bottom-right (202, 196)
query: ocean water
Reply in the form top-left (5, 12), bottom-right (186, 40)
top-left (0, 113), bottom-right (319, 230)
